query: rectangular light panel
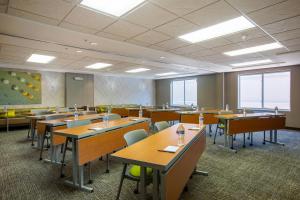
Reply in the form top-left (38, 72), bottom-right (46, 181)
top-left (27, 54), bottom-right (56, 64)
top-left (224, 43), bottom-right (283, 56)
top-left (126, 68), bottom-right (150, 73)
top-left (80, 0), bottom-right (145, 17)
top-left (179, 16), bottom-right (255, 43)
top-left (231, 59), bottom-right (272, 67)
top-left (156, 72), bottom-right (178, 76)
top-left (85, 63), bottom-right (112, 69)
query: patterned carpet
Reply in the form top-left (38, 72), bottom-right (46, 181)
top-left (0, 127), bottom-right (300, 200)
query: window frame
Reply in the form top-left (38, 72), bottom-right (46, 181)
top-left (170, 78), bottom-right (197, 106)
top-left (238, 70), bottom-right (291, 111)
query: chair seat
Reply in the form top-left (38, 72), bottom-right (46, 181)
top-left (219, 124), bottom-right (225, 129)
top-left (129, 165), bottom-right (153, 178)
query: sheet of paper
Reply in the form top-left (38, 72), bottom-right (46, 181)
top-left (161, 145), bottom-right (179, 153)
top-left (88, 127), bottom-right (103, 131)
top-left (188, 127), bottom-right (201, 131)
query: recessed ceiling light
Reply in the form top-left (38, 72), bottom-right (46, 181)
top-left (76, 50), bottom-right (83, 53)
top-left (90, 42), bottom-right (98, 46)
top-left (224, 42), bottom-right (283, 56)
top-left (126, 68), bottom-right (150, 73)
top-left (179, 16), bottom-right (255, 43)
top-left (156, 72), bottom-right (178, 76)
top-left (231, 59), bottom-right (272, 67)
top-left (80, 0), bottom-right (145, 17)
top-left (85, 63), bottom-right (112, 69)
top-left (26, 54), bottom-right (56, 64)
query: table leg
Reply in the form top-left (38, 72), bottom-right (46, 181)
top-left (153, 169), bottom-right (159, 200)
top-left (139, 166), bottom-right (147, 200)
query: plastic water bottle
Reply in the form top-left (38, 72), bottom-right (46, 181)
top-left (225, 104), bottom-right (229, 111)
top-left (74, 104), bottom-right (78, 120)
top-left (138, 105), bottom-right (143, 118)
top-left (199, 114), bottom-right (204, 126)
top-left (243, 108), bottom-right (246, 116)
top-left (107, 105), bottom-right (111, 114)
top-left (275, 106), bottom-right (278, 115)
top-left (162, 104), bottom-right (165, 110)
top-left (166, 102), bottom-right (169, 109)
top-left (196, 106), bottom-right (199, 111)
top-left (176, 124), bottom-right (185, 146)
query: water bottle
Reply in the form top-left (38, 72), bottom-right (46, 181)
top-left (176, 124), bottom-right (185, 146)
top-left (225, 104), bottom-right (229, 111)
top-left (86, 105), bottom-right (89, 112)
top-left (199, 113), bottom-right (204, 126)
top-left (275, 106), bottom-right (278, 115)
top-left (243, 108), bottom-right (246, 116)
top-left (107, 105), bottom-right (111, 114)
top-left (162, 104), bottom-right (165, 110)
top-left (56, 106), bottom-right (59, 113)
top-left (74, 104), bottom-right (78, 120)
top-left (138, 105), bottom-right (143, 118)
top-left (196, 106), bottom-right (199, 111)
top-left (166, 102), bottom-right (169, 109)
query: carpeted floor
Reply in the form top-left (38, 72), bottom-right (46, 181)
top-left (0, 127), bottom-right (300, 200)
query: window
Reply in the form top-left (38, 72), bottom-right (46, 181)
top-left (238, 71), bottom-right (290, 110)
top-left (171, 79), bottom-right (197, 106)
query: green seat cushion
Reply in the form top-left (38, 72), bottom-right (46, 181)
top-left (219, 124), bottom-right (225, 129)
top-left (129, 165), bottom-right (152, 177)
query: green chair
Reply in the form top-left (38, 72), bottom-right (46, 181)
top-left (154, 121), bottom-right (170, 132)
top-left (106, 113), bottom-right (121, 121)
top-left (116, 129), bottom-right (151, 199)
top-left (213, 111), bottom-right (233, 144)
top-left (60, 119), bottom-right (91, 177)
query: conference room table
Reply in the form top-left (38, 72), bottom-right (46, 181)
top-left (26, 112), bottom-right (74, 146)
top-left (112, 123), bottom-right (207, 200)
top-left (36, 113), bottom-right (107, 162)
top-left (215, 112), bottom-right (286, 151)
top-left (146, 108), bottom-right (181, 124)
top-left (53, 117), bottom-right (150, 192)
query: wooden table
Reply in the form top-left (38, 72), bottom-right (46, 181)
top-left (111, 107), bottom-right (129, 117)
top-left (53, 117), bottom-right (150, 192)
top-left (36, 113), bottom-right (107, 162)
top-left (112, 123), bottom-right (207, 200)
top-left (216, 112), bottom-right (286, 151)
top-left (26, 112), bottom-right (74, 147)
top-left (146, 108), bottom-right (181, 124)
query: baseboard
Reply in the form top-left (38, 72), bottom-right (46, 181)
top-left (285, 127), bottom-right (300, 131)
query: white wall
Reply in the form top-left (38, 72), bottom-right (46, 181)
top-left (94, 74), bottom-right (155, 105)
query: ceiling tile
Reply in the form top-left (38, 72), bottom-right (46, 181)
top-left (0, 5), bottom-right (7, 12)
top-left (7, 7), bottom-right (60, 25)
top-left (96, 31), bottom-right (127, 41)
top-left (248, 0), bottom-right (300, 26)
top-left (237, 36), bottom-right (275, 48)
top-left (210, 43), bottom-right (242, 53)
top-left (148, 45), bottom-right (169, 51)
top-left (281, 37), bottom-right (300, 47)
top-left (150, 0), bottom-right (218, 16)
top-left (102, 20), bottom-right (148, 39)
top-left (170, 44), bottom-right (205, 55)
top-left (273, 28), bottom-right (300, 41)
top-left (64, 6), bottom-right (116, 31)
top-left (133, 30), bottom-right (170, 45)
top-left (183, 0), bottom-right (240, 28)
top-left (198, 37), bottom-right (231, 48)
top-left (126, 39), bottom-right (151, 47)
top-left (224, 28), bottom-right (267, 43)
top-left (188, 49), bottom-right (217, 58)
top-left (226, 0), bottom-right (286, 13)
top-left (154, 18), bottom-right (199, 37)
top-left (155, 38), bottom-right (189, 50)
top-left (262, 15), bottom-right (300, 34)
top-left (59, 21), bottom-right (98, 34)
top-left (9, 0), bottom-right (76, 20)
top-left (123, 2), bottom-right (177, 28)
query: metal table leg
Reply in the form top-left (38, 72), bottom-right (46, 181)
top-left (153, 169), bottom-right (159, 200)
top-left (139, 166), bottom-right (147, 200)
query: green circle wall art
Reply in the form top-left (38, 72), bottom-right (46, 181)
top-left (0, 70), bottom-right (42, 105)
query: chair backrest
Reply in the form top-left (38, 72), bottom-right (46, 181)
top-left (106, 113), bottom-right (121, 121)
top-left (31, 109), bottom-right (50, 115)
top-left (45, 114), bottom-right (69, 121)
top-left (154, 121), bottom-right (170, 132)
top-left (67, 119), bottom-right (91, 128)
top-left (81, 111), bottom-right (97, 115)
top-left (124, 129), bottom-right (148, 146)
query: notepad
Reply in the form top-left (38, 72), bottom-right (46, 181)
top-left (130, 118), bottom-right (140, 121)
top-left (159, 146), bottom-right (179, 153)
top-left (188, 127), bottom-right (201, 131)
top-left (88, 127), bottom-right (103, 131)
top-left (64, 119), bottom-right (73, 122)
